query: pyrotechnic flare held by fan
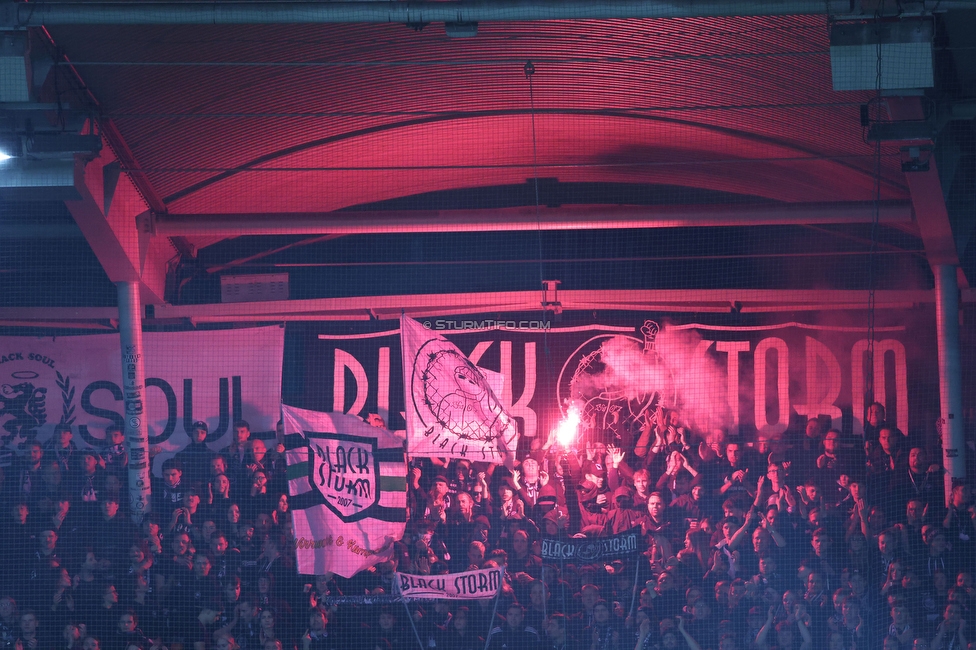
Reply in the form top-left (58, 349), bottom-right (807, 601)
top-left (555, 404), bottom-right (581, 448)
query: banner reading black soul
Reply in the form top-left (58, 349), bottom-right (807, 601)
top-left (284, 317), bottom-right (940, 445)
top-left (541, 527), bottom-right (642, 561)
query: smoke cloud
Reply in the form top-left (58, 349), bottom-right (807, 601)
top-left (654, 326), bottom-right (732, 434)
top-left (569, 324), bottom-right (732, 436)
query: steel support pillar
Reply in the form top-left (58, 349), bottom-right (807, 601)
top-left (117, 281), bottom-right (153, 520)
top-left (934, 264), bottom-right (965, 503)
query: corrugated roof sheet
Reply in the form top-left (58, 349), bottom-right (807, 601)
top-left (48, 15), bottom-right (908, 215)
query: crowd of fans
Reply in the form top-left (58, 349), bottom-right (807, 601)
top-left (0, 402), bottom-right (974, 650)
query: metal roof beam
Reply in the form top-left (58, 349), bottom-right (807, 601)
top-left (1, 0), bottom-right (969, 26)
top-left (2, 288), bottom-right (972, 328)
top-left (150, 288), bottom-right (976, 322)
top-left (65, 144), bottom-right (174, 305)
top-left (155, 201), bottom-right (914, 237)
top-left (885, 96), bottom-right (969, 288)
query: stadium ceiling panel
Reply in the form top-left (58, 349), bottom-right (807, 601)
top-left (1, 3), bottom-right (974, 312)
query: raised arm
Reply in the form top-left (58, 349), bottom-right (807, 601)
top-left (755, 606), bottom-right (775, 650)
top-left (676, 616), bottom-right (702, 650)
top-left (634, 416), bottom-right (653, 458)
top-left (795, 605), bottom-right (813, 650)
top-left (728, 510), bottom-right (756, 549)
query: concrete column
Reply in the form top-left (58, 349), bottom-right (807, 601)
top-left (934, 265), bottom-right (965, 504)
top-left (117, 282), bottom-right (153, 519)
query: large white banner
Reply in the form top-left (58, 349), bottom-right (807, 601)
top-left (0, 327), bottom-right (284, 473)
top-left (400, 317), bottom-right (518, 465)
top-left (396, 566), bottom-right (504, 600)
top-left (283, 405), bottom-right (406, 577)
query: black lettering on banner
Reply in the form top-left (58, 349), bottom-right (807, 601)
top-left (400, 575), bottom-right (447, 592)
top-left (320, 445), bottom-right (372, 481)
top-left (347, 479), bottom-right (370, 499)
top-left (78, 381), bottom-right (125, 446)
top-left (400, 569), bottom-right (501, 598)
top-left (192, 378), bottom-right (234, 442)
top-left (232, 375), bottom-right (243, 423)
top-left (313, 439), bottom-right (376, 518)
top-left (354, 447), bottom-right (370, 474)
top-left (542, 529), bottom-right (640, 561)
top-left (146, 378), bottom-right (177, 444)
top-left (27, 353), bottom-right (54, 368)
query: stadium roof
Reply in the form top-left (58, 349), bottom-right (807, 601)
top-left (1, 2), bottom-right (974, 322)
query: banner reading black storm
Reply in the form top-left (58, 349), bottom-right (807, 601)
top-left (541, 528), bottom-right (642, 561)
top-left (396, 566), bottom-right (504, 600)
top-left (285, 317), bottom-right (940, 448)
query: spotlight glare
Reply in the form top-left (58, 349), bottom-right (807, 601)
top-left (0, 151), bottom-right (11, 162)
top-left (555, 405), bottom-right (581, 447)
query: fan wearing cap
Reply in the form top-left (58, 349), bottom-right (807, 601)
top-left (421, 474), bottom-right (453, 523)
top-left (175, 420), bottom-right (218, 486)
top-left (577, 459), bottom-right (612, 529)
top-left (68, 448), bottom-right (105, 508)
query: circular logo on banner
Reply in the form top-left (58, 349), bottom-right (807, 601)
top-left (556, 321), bottom-right (676, 444)
top-left (412, 345), bottom-right (507, 443)
top-left (576, 540), bottom-right (602, 561)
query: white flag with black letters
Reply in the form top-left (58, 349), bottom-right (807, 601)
top-left (400, 317), bottom-right (518, 466)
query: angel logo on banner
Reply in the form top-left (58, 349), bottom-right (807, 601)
top-left (400, 317), bottom-right (518, 466)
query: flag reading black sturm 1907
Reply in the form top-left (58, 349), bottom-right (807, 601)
top-left (283, 405), bottom-right (407, 577)
top-left (400, 317), bottom-right (519, 467)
